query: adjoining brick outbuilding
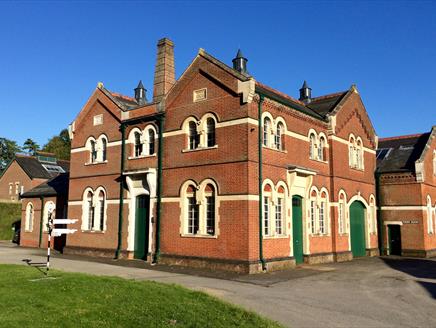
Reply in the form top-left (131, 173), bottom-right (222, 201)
top-left (64, 38), bottom-right (379, 273)
top-left (20, 173), bottom-right (69, 251)
top-left (377, 126), bottom-right (436, 258)
top-left (0, 152), bottom-right (69, 202)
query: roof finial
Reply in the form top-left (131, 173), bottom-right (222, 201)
top-left (299, 80), bottom-right (312, 103)
top-left (134, 80), bottom-right (147, 105)
top-left (232, 49), bottom-right (248, 74)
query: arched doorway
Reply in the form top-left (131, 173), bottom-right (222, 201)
top-left (292, 196), bottom-right (304, 264)
top-left (134, 195), bottom-right (150, 260)
top-left (350, 201), bottom-right (366, 257)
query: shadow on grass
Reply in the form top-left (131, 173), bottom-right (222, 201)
top-left (381, 257), bottom-right (436, 299)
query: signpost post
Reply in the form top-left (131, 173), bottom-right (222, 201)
top-left (43, 203), bottom-right (77, 274)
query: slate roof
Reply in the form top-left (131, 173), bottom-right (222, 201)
top-left (14, 155), bottom-right (70, 179)
top-left (376, 133), bottom-right (431, 173)
top-left (20, 173), bottom-right (69, 198)
top-left (307, 92), bottom-right (348, 117)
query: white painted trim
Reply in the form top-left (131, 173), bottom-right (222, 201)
top-left (384, 221), bottom-right (403, 226)
top-left (329, 135), bottom-right (376, 154)
top-left (380, 206), bottom-right (426, 211)
top-left (162, 194), bottom-right (259, 203)
top-left (71, 140), bottom-right (121, 153)
top-left (68, 199), bottom-right (120, 206)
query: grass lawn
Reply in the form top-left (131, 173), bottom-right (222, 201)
top-left (0, 264), bottom-right (282, 328)
top-left (0, 202), bottom-right (21, 240)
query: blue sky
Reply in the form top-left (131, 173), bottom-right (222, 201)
top-left (0, 1), bottom-right (435, 147)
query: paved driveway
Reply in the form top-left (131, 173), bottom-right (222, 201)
top-left (1, 242), bottom-right (435, 328)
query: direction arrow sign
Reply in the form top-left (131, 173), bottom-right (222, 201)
top-left (52, 228), bottom-right (77, 237)
top-left (53, 219), bottom-right (78, 225)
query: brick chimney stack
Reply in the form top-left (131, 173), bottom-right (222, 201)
top-left (153, 38), bottom-right (175, 102)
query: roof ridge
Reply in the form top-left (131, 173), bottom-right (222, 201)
top-left (255, 82), bottom-right (306, 106)
top-left (311, 91), bottom-right (347, 101)
top-left (110, 91), bottom-right (136, 102)
top-left (379, 133), bottom-right (427, 142)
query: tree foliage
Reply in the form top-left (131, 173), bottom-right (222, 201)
top-left (22, 138), bottom-right (40, 156)
top-left (0, 138), bottom-right (21, 173)
top-left (42, 129), bottom-right (71, 160)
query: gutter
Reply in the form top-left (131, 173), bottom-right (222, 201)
top-left (257, 95), bottom-right (266, 271)
top-left (38, 196), bottom-right (45, 248)
top-left (115, 124), bottom-right (126, 259)
top-left (153, 115), bottom-right (164, 263)
top-left (375, 171), bottom-right (384, 255)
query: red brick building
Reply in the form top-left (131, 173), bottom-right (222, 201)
top-left (377, 126), bottom-right (436, 258)
top-left (0, 153), bottom-right (68, 202)
top-left (20, 173), bottom-right (69, 250)
top-left (64, 38), bottom-right (379, 273)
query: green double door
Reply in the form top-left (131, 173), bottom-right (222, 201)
top-left (292, 196), bottom-right (304, 264)
top-left (350, 201), bottom-right (366, 257)
top-left (134, 195), bottom-right (150, 260)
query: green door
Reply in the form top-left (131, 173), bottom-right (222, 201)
top-left (350, 201), bottom-right (366, 257)
top-left (134, 195), bottom-right (149, 260)
top-left (292, 196), bottom-right (304, 264)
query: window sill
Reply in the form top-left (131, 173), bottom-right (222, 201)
top-left (128, 154), bottom-right (156, 160)
top-left (85, 161), bottom-right (108, 166)
top-left (310, 233), bottom-right (330, 237)
top-left (309, 158), bottom-right (328, 164)
top-left (182, 145), bottom-right (218, 153)
top-left (262, 145), bottom-right (287, 153)
top-left (180, 233), bottom-right (218, 239)
top-left (81, 230), bottom-right (105, 234)
top-left (349, 166), bottom-right (364, 172)
top-left (263, 235), bottom-right (288, 239)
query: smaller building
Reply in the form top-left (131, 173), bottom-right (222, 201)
top-left (377, 126), bottom-right (436, 257)
top-left (0, 152), bottom-right (69, 202)
top-left (20, 173), bottom-right (69, 251)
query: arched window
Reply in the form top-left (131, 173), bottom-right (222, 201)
top-left (263, 117), bottom-right (271, 147)
top-left (134, 131), bottom-right (143, 157)
top-left (427, 196), bottom-right (433, 234)
top-left (356, 140), bottom-right (362, 169)
top-left (148, 129), bottom-right (155, 155)
top-left (97, 190), bottom-right (105, 231)
top-left (206, 118), bottom-right (216, 147)
top-left (25, 202), bottom-right (34, 232)
top-left (275, 123), bottom-right (284, 150)
top-left (90, 140), bottom-right (97, 163)
top-left (319, 192), bottom-right (327, 234)
top-left (87, 191), bottom-right (95, 231)
top-left (101, 138), bottom-right (107, 162)
top-left (338, 193), bottom-right (346, 234)
top-left (189, 121), bottom-right (199, 150)
top-left (205, 184), bottom-right (216, 235)
top-left (318, 137), bottom-right (325, 161)
top-left (263, 184), bottom-right (273, 236)
top-left (309, 134), bottom-right (317, 160)
top-left (186, 185), bottom-right (199, 234)
top-left (275, 186), bottom-right (285, 235)
top-left (42, 201), bottom-right (56, 232)
top-left (310, 189), bottom-right (317, 234)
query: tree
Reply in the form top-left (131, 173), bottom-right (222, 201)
top-left (22, 138), bottom-right (40, 155)
top-left (0, 138), bottom-right (21, 172)
top-left (42, 129), bottom-right (71, 160)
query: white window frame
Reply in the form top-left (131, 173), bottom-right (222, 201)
top-left (81, 187), bottom-right (107, 232)
top-left (25, 202), bottom-right (34, 232)
top-left (42, 201), bottom-right (56, 232)
top-left (427, 196), bottom-right (433, 234)
top-left (181, 179), bottom-right (219, 237)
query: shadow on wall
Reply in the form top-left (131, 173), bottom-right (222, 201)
top-left (381, 257), bottom-right (436, 299)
